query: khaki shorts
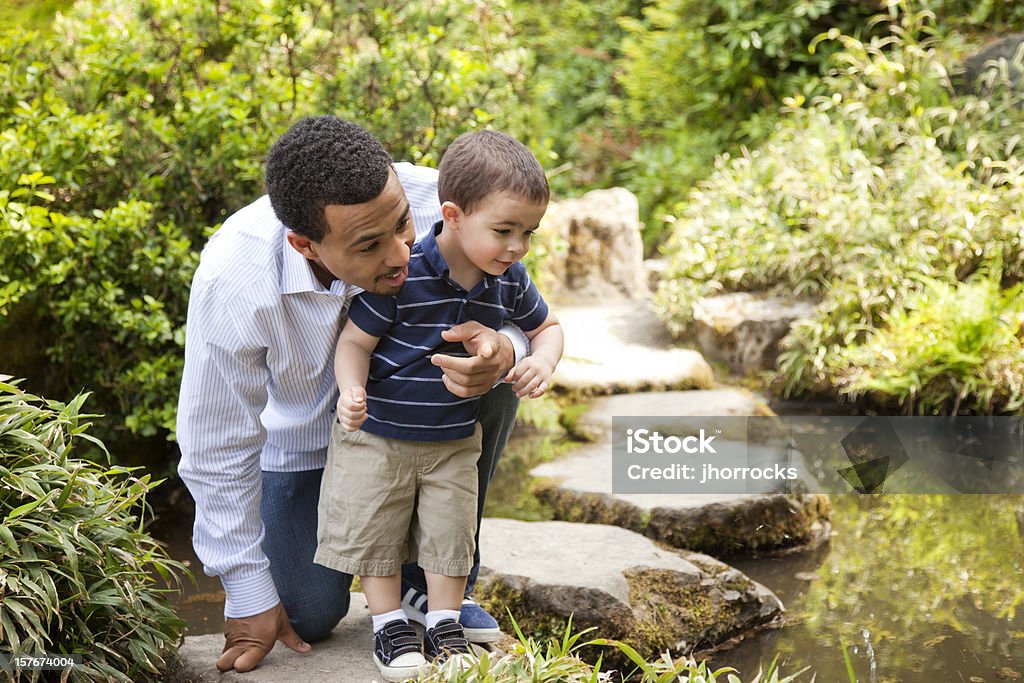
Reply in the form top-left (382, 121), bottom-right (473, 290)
top-left (314, 421), bottom-right (480, 577)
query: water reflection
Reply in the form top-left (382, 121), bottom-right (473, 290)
top-left (719, 495), bottom-right (1024, 682)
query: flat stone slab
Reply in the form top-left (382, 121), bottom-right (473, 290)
top-left (169, 592), bottom-right (496, 682)
top-left (570, 389), bottom-right (772, 441)
top-left (552, 303), bottom-right (714, 396)
top-left (532, 393), bottom-right (831, 556)
top-left (169, 593), bottom-right (381, 682)
top-left (474, 518), bottom-right (782, 663)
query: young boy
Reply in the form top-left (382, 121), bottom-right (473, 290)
top-left (314, 130), bottom-right (563, 681)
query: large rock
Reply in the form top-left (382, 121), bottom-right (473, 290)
top-left (538, 188), bottom-right (647, 301)
top-left (532, 392), bottom-right (831, 555)
top-left (953, 34), bottom-right (1024, 97)
top-left (692, 293), bottom-right (817, 374)
top-left (553, 303), bottom-right (714, 396)
top-left (474, 518), bottom-right (783, 666)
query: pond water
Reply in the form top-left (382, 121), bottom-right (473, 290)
top-left (156, 428), bottom-right (1024, 682)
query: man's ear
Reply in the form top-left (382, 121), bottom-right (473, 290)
top-left (441, 201), bottom-right (463, 229)
top-left (286, 231), bottom-right (318, 260)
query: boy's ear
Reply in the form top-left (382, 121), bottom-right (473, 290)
top-left (286, 231), bottom-right (319, 260)
top-left (441, 201), bottom-right (463, 228)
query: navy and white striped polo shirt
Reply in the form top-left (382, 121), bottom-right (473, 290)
top-left (348, 221), bottom-right (549, 441)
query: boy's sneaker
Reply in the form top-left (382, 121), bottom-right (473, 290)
top-left (372, 619), bottom-right (428, 682)
top-left (424, 618), bottom-right (474, 666)
top-left (401, 587), bottom-right (501, 643)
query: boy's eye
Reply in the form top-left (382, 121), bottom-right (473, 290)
top-left (493, 229), bottom-right (511, 235)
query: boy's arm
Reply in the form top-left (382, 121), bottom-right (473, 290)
top-left (504, 311), bottom-right (563, 398)
top-left (334, 318), bottom-right (380, 431)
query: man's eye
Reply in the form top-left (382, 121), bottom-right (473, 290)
top-left (398, 218), bottom-right (411, 233)
top-left (361, 242), bottom-right (379, 253)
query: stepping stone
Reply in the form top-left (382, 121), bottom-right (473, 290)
top-left (474, 518), bottom-right (783, 665)
top-left (552, 302), bottom-right (714, 396)
top-left (169, 592), bottom-right (494, 682)
top-left (532, 392), bottom-right (831, 555)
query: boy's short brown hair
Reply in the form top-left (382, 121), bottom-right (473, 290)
top-left (438, 130), bottom-right (549, 212)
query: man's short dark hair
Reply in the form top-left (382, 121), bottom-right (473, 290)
top-left (438, 130), bottom-right (549, 213)
top-left (265, 116), bottom-right (392, 242)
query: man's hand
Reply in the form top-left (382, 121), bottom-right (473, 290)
top-left (504, 357), bottom-right (554, 399)
top-left (217, 603), bottom-right (311, 673)
top-left (431, 321), bottom-right (514, 398)
top-left (337, 386), bottom-right (367, 431)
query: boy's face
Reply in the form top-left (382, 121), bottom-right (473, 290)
top-left (446, 191), bottom-right (547, 276)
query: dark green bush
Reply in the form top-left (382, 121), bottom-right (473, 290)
top-left (0, 0), bottom-right (526, 462)
top-left (0, 381), bottom-right (187, 681)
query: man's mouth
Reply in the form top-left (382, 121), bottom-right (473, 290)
top-left (378, 267), bottom-right (408, 286)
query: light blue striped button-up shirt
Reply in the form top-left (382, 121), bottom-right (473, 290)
top-left (176, 163), bottom-right (524, 618)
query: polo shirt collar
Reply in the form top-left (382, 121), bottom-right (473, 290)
top-left (419, 221), bottom-right (450, 278)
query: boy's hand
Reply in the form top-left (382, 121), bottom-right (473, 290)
top-left (504, 357), bottom-right (554, 399)
top-left (337, 386), bottom-right (367, 431)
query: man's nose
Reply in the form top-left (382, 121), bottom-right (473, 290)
top-left (384, 235), bottom-right (411, 267)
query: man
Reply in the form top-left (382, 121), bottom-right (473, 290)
top-left (176, 116), bottom-right (526, 673)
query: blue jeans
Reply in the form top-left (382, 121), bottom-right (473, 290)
top-left (260, 383), bottom-right (519, 642)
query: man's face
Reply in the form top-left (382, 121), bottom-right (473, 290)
top-left (288, 170), bottom-right (415, 295)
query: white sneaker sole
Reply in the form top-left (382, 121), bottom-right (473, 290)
top-left (372, 653), bottom-right (427, 682)
top-left (462, 626), bottom-right (500, 644)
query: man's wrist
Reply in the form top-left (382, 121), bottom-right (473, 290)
top-left (221, 570), bottom-right (281, 619)
top-left (497, 324), bottom-right (530, 370)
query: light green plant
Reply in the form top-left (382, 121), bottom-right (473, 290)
top-left (0, 381), bottom-right (188, 681)
top-left (653, 2), bottom-right (1024, 414)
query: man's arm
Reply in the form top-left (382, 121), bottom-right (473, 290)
top-left (176, 284), bottom-right (309, 671)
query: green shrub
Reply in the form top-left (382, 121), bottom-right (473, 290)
top-left (654, 4), bottom-right (1024, 414)
top-left (0, 381), bottom-right (187, 681)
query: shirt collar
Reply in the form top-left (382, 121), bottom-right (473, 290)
top-left (281, 231), bottom-right (359, 299)
top-left (418, 221), bottom-right (450, 277)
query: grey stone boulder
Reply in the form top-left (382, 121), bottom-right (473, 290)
top-left (532, 392), bottom-right (831, 556)
top-left (553, 303), bottom-right (714, 396)
top-left (692, 293), bottom-right (817, 374)
top-left (953, 34), bottom-right (1024, 98)
top-left (536, 188), bottom-right (647, 301)
top-left (474, 518), bottom-right (783, 665)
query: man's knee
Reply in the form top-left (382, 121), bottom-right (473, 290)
top-left (288, 591), bottom-right (350, 642)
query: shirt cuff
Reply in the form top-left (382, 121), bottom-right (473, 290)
top-left (497, 323), bottom-right (530, 369)
top-left (221, 569), bottom-right (281, 619)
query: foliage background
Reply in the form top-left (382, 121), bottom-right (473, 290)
top-left (1, 0), bottom-right (1023, 473)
